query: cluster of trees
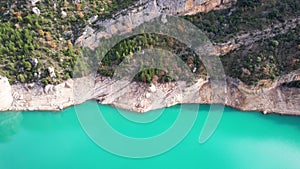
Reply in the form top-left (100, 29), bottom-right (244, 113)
top-left (96, 33), bottom-right (206, 83)
top-left (0, 21), bottom-right (38, 83)
top-left (0, 0), bottom-right (139, 84)
top-left (183, 0), bottom-right (299, 43)
top-left (51, 0), bottom-right (139, 38)
top-left (70, 0), bottom-right (300, 85)
top-left (1, 0), bottom-right (298, 86)
top-left (0, 0), bottom-right (139, 85)
top-left (221, 25), bottom-right (300, 85)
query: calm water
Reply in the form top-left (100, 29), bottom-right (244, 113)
top-left (0, 101), bottom-right (300, 169)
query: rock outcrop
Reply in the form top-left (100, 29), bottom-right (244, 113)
top-left (183, 0), bottom-right (236, 14)
top-left (1, 70), bottom-right (298, 115)
top-left (90, 71), bottom-right (300, 115)
top-left (0, 0), bottom-right (299, 116)
top-left (9, 79), bottom-right (75, 111)
top-left (76, 0), bottom-right (237, 49)
top-left (0, 76), bottom-right (13, 111)
top-left (215, 17), bottom-right (300, 55)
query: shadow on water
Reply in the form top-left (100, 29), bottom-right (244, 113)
top-left (0, 112), bottom-right (23, 142)
top-left (259, 112), bottom-right (300, 131)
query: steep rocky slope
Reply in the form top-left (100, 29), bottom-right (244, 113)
top-left (0, 0), bottom-right (299, 115)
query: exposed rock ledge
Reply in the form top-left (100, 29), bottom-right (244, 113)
top-left (75, 0), bottom-right (237, 48)
top-left (0, 71), bottom-right (299, 115)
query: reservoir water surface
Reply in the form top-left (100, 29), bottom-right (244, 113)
top-left (0, 101), bottom-right (300, 169)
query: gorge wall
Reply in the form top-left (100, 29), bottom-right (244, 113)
top-left (76, 0), bottom-right (237, 48)
top-left (0, 0), bottom-right (299, 115)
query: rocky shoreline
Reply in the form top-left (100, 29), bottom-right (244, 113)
top-left (0, 70), bottom-right (299, 115)
top-left (0, 0), bottom-right (299, 115)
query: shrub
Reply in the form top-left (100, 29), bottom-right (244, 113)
top-left (270, 40), bottom-right (279, 47)
top-left (17, 74), bottom-right (26, 83)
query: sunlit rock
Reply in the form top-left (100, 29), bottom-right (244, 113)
top-left (32, 7), bottom-right (40, 15)
top-left (61, 11), bottom-right (67, 18)
top-left (0, 76), bottom-right (13, 111)
top-left (48, 67), bottom-right (56, 78)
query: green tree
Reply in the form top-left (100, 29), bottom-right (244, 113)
top-left (24, 61), bottom-right (32, 71)
top-left (17, 74), bottom-right (26, 83)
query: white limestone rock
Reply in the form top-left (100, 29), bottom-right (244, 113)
top-left (0, 76), bottom-right (13, 111)
top-left (61, 11), bottom-right (67, 18)
top-left (32, 7), bottom-right (40, 15)
top-left (48, 67), bottom-right (56, 78)
top-left (44, 84), bottom-right (54, 94)
top-left (161, 14), bottom-right (168, 24)
top-left (149, 84), bottom-right (157, 93)
top-left (145, 92), bottom-right (151, 98)
top-left (73, 0), bottom-right (81, 4)
top-left (32, 58), bottom-right (38, 67)
top-left (65, 82), bottom-right (72, 88)
top-left (88, 15), bottom-right (98, 24)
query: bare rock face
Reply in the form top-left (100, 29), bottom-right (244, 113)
top-left (61, 11), bottom-right (67, 18)
top-left (0, 0), bottom-right (298, 116)
top-left (184, 0), bottom-right (235, 14)
top-left (75, 0), bottom-right (237, 49)
top-left (0, 76), bottom-right (13, 111)
top-left (1, 71), bottom-right (299, 115)
top-left (8, 78), bottom-right (75, 111)
top-left (32, 7), bottom-right (41, 16)
top-left (92, 71), bottom-right (300, 115)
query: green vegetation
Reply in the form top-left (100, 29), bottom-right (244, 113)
top-left (0, 0), bottom-right (299, 86)
top-left (181, 0), bottom-right (300, 85)
top-left (221, 25), bottom-right (300, 85)
top-left (97, 33), bottom-right (206, 83)
top-left (95, 0), bottom-right (300, 85)
top-left (0, 0), bottom-right (138, 84)
top-left (183, 0), bottom-right (299, 42)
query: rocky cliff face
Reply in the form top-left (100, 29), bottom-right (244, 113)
top-left (0, 0), bottom-right (299, 115)
top-left (183, 0), bottom-right (235, 14)
top-left (76, 70), bottom-right (292, 116)
top-left (76, 0), bottom-right (236, 49)
top-left (1, 70), bottom-right (299, 115)
top-left (0, 76), bottom-right (13, 111)
top-left (92, 71), bottom-right (300, 115)
top-left (147, 0), bottom-right (235, 15)
top-left (8, 79), bottom-right (75, 111)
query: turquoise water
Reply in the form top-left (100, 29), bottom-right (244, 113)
top-left (0, 101), bottom-right (300, 169)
